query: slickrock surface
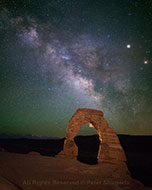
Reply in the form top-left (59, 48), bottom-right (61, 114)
top-left (0, 152), bottom-right (144, 190)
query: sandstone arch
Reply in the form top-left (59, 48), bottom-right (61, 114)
top-left (57, 108), bottom-right (126, 163)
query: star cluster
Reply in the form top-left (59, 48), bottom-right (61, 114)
top-left (0, 0), bottom-right (152, 137)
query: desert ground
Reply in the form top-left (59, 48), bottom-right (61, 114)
top-left (0, 135), bottom-right (152, 190)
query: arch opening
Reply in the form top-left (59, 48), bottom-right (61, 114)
top-left (74, 123), bottom-right (100, 165)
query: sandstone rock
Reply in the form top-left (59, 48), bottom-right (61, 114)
top-left (55, 109), bottom-right (145, 189)
top-left (56, 108), bottom-right (126, 163)
top-left (0, 176), bottom-right (18, 190)
top-left (28, 152), bottom-right (40, 156)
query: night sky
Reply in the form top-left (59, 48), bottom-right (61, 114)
top-left (0, 0), bottom-right (152, 137)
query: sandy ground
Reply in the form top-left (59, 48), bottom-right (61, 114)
top-left (0, 151), bottom-right (149, 190)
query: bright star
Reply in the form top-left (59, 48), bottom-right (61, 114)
top-left (144, 60), bottom-right (148, 64)
top-left (126, 44), bottom-right (131, 48)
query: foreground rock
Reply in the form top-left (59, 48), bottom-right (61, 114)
top-left (0, 152), bottom-right (144, 190)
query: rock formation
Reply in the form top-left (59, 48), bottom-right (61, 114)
top-left (56, 108), bottom-right (126, 163)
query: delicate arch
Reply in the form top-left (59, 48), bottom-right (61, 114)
top-left (56, 108), bottom-right (126, 163)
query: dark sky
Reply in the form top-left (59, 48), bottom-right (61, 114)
top-left (0, 0), bottom-right (152, 137)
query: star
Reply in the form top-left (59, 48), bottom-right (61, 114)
top-left (126, 44), bottom-right (131, 48)
top-left (106, 34), bottom-right (111, 38)
top-left (140, 66), bottom-right (144, 71)
top-left (128, 12), bottom-right (132, 16)
top-left (144, 60), bottom-right (148, 64)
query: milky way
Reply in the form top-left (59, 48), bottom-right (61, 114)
top-left (0, 0), bottom-right (152, 137)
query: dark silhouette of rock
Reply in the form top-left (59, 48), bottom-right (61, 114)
top-left (56, 108), bottom-right (126, 163)
top-left (0, 146), bottom-right (6, 152)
